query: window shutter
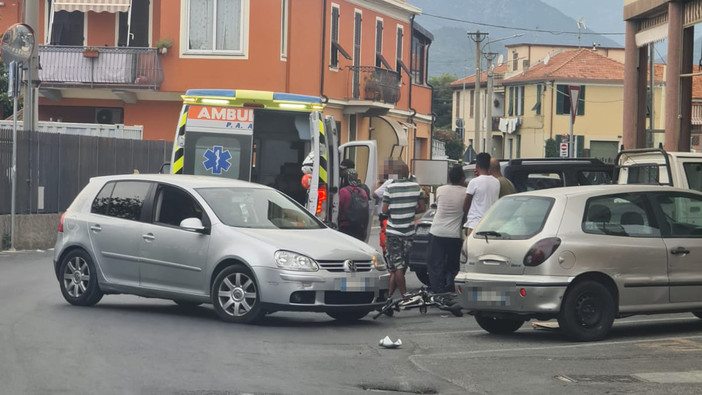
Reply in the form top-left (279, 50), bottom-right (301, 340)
top-left (577, 85), bottom-right (586, 116)
top-left (519, 86), bottom-right (525, 116)
top-left (556, 85), bottom-right (566, 115)
top-left (508, 87), bottom-right (514, 116)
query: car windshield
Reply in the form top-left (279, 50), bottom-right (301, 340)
top-left (197, 187), bottom-right (324, 229)
top-left (474, 195), bottom-right (554, 239)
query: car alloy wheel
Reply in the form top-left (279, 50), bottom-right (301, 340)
top-left (59, 250), bottom-right (104, 306)
top-left (212, 265), bottom-right (263, 323)
top-left (558, 280), bottom-right (615, 342)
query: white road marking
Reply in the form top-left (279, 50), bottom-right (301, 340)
top-left (410, 334), bottom-right (702, 359)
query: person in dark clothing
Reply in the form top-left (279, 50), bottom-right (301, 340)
top-left (338, 169), bottom-right (369, 240)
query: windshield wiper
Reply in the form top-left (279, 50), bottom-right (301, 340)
top-left (475, 230), bottom-right (502, 243)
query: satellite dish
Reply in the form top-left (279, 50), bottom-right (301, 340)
top-left (497, 54), bottom-right (504, 65)
top-left (1, 24), bottom-right (35, 66)
top-left (544, 53), bottom-right (551, 65)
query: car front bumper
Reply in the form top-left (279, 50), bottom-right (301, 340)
top-left (454, 272), bottom-right (572, 317)
top-left (255, 267), bottom-right (391, 312)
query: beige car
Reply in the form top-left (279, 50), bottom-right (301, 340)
top-left (454, 184), bottom-right (702, 341)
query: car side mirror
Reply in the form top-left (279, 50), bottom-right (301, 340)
top-left (180, 217), bottom-right (207, 233)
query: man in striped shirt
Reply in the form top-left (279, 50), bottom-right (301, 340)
top-left (382, 160), bottom-right (426, 299)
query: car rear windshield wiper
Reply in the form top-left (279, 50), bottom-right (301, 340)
top-left (475, 230), bottom-right (502, 243)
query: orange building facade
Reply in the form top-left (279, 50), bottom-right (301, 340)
top-left (1, 0), bottom-right (433, 167)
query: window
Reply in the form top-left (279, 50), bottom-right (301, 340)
top-left (508, 86), bottom-right (525, 116)
top-left (654, 193), bottom-right (702, 237)
top-left (683, 162), bottom-right (702, 192)
top-left (582, 193), bottom-right (659, 237)
top-left (281, 0), bottom-right (288, 59)
top-left (351, 10), bottom-right (362, 97)
top-left (329, 5), bottom-right (351, 68)
top-left (375, 19), bottom-right (383, 68)
top-left (556, 85), bottom-right (585, 116)
top-left (532, 84), bottom-right (542, 115)
top-left (475, 196), bottom-right (555, 239)
top-left (49, 2), bottom-right (84, 45)
top-left (512, 51), bottom-right (519, 71)
top-left (396, 26), bottom-right (409, 74)
top-left (154, 185), bottom-right (205, 227)
top-left (187, 0), bottom-right (245, 54)
top-left (411, 32), bottom-right (428, 85)
top-left (91, 181), bottom-right (151, 221)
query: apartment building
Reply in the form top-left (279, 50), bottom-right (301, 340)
top-left (0, 0), bottom-right (433, 166)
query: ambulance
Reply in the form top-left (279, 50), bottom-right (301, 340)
top-left (170, 89), bottom-right (377, 238)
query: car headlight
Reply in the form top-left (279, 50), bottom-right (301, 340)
top-left (274, 250), bottom-right (319, 272)
top-left (372, 253), bottom-right (387, 271)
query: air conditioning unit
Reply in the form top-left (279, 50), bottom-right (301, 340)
top-left (95, 108), bottom-right (124, 124)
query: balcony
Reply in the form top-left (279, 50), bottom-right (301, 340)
top-left (345, 66), bottom-right (400, 116)
top-left (38, 46), bottom-right (164, 91)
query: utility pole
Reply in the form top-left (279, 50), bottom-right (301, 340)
top-left (467, 30), bottom-right (488, 154)
top-left (23, 0), bottom-right (39, 133)
top-left (484, 52), bottom-right (497, 157)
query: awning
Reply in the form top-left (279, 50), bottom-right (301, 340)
top-left (377, 116), bottom-right (409, 146)
top-left (635, 23), bottom-right (667, 47)
top-left (692, 103), bottom-right (702, 126)
top-left (53, 0), bottom-right (131, 13)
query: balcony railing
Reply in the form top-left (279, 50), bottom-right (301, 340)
top-left (348, 66), bottom-right (401, 104)
top-left (38, 46), bottom-right (164, 90)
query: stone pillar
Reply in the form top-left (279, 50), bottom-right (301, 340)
top-left (665, 1), bottom-right (682, 151)
top-left (623, 20), bottom-right (639, 149)
top-left (636, 45), bottom-right (648, 148)
top-left (680, 26), bottom-right (694, 152)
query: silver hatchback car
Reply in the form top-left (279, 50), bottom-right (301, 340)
top-left (54, 174), bottom-right (389, 323)
top-left (455, 185), bottom-right (702, 341)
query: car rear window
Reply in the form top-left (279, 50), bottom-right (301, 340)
top-left (474, 195), bottom-right (554, 239)
top-left (90, 181), bottom-right (151, 221)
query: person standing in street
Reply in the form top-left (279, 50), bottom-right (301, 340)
top-left (382, 160), bottom-right (425, 300)
top-left (338, 168), bottom-right (370, 241)
top-left (489, 158), bottom-right (516, 197)
top-left (427, 165), bottom-right (466, 294)
top-left (463, 153), bottom-right (500, 236)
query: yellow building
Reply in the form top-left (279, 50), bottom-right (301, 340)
top-left (464, 48), bottom-right (663, 162)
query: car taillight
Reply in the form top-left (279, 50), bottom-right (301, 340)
top-left (316, 184), bottom-right (327, 214)
top-left (58, 212), bottom-right (66, 233)
top-left (523, 237), bottom-right (561, 267)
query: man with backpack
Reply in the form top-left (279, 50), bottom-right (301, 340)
top-left (338, 167), bottom-right (370, 241)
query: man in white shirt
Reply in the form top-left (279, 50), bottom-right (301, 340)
top-left (427, 165), bottom-right (466, 293)
top-left (463, 152), bottom-right (500, 235)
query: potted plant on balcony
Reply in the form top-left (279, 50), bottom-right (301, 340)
top-left (83, 47), bottom-right (100, 58)
top-left (156, 37), bottom-right (173, 55)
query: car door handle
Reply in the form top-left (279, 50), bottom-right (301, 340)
top-left (670, 247), bottom-right (690, 256)
top-left (90, 225), bottom-right (101, 232)
top-left (142, 233), bottom-right (155, 242)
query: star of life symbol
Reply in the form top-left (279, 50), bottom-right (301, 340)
top-left (202, 146), bottom-right (232, 175)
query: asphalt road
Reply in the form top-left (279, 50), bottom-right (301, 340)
top-left (4, 241), bottom-right (702, 394)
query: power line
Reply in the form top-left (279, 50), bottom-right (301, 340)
top-left (420, 12), bottom-right (625, 36)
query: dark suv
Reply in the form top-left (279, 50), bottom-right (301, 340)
top-left (408, 158), bottom-right (614, 286)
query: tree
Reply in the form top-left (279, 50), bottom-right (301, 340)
top-left (0, 62), bottom-right (14, 119)
top-left (429, 73), bottom-right (457, 130)
top-left (433, 128), bottom-right (464, 160)
top-left (545, 138), bottom-right (559, 158)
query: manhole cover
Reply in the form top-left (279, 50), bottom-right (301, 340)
top-left (555, 375), bottom-right (644, 383)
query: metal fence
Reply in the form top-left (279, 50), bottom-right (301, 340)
top-left (0, 128), bottom-right (171, 214)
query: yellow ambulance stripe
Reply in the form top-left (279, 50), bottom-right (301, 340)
top-left (171, 105), bottom-right (188, 174)
top-left (318, 119), bottom-right (327, 183)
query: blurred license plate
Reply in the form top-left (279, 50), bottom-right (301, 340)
top-left (336, 278), bottom-right (373, 292)
top-left (415, 226), bottom-right (430, 235)
top-left (467, 287), bottom-right (510, 305)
